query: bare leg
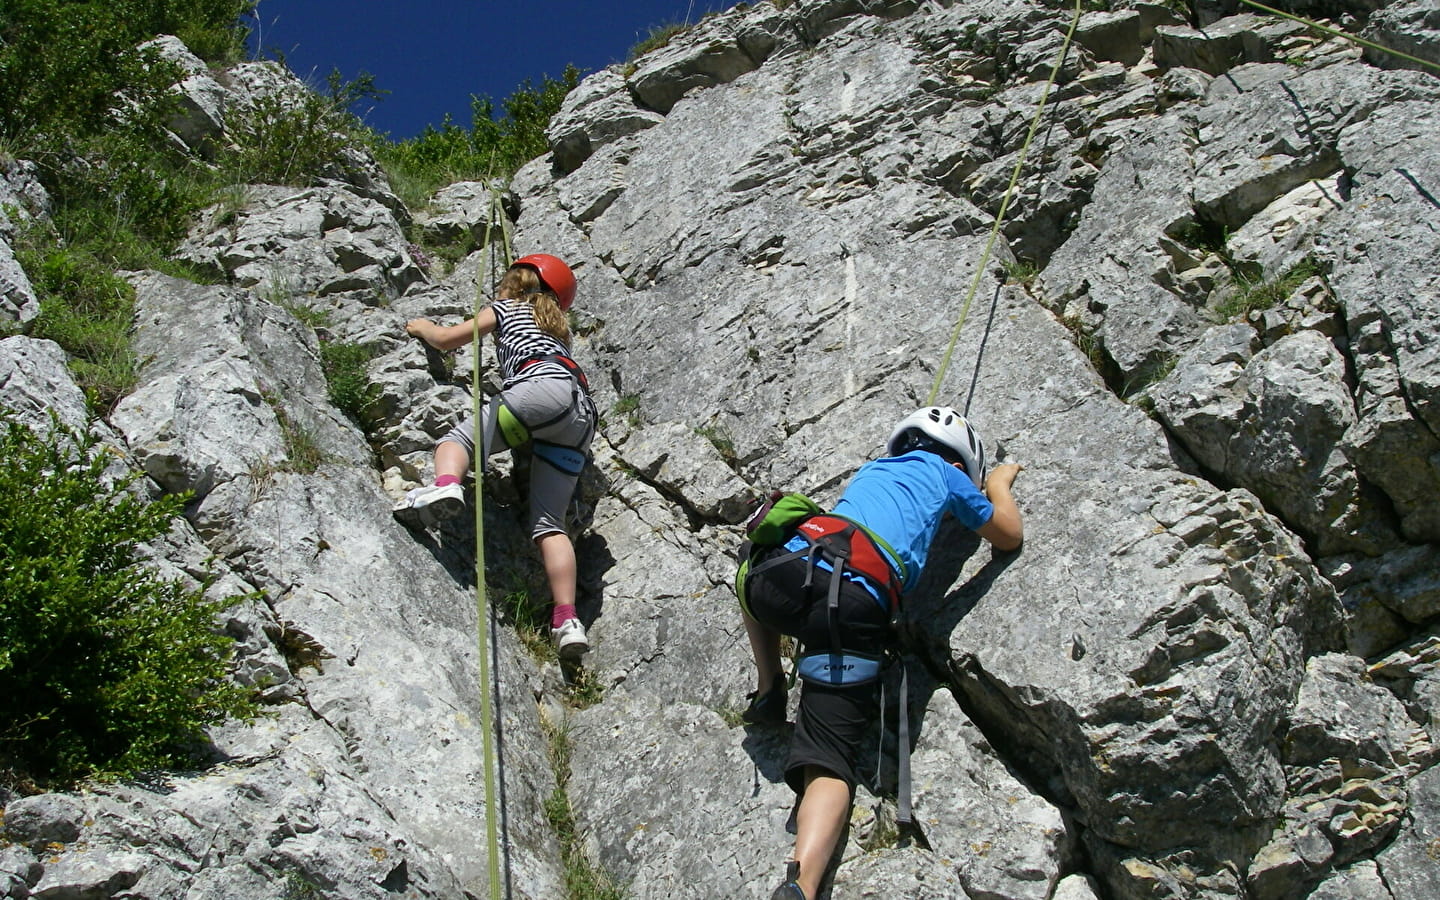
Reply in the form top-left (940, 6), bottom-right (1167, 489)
top-left (742, 609), bottom-right (783, 693)
top-left (434, 439), bottom-right (470, 480)
top-left (535, 531), bottom-right (577, 610)
top-left (792, 768), bottom-right (850, 899)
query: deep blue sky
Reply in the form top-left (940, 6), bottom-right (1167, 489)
top-left (246, 0), bottom-right (737, 140)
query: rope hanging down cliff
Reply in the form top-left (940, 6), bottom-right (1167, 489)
top-left (925, 0), bottom-right (1437, 408)
top-left (925, 0), bottom-right (1082, 408)
top-left (1240, 0), bottom-right (1440, 75)
top-left (471, 181), bottom-right (513, 900)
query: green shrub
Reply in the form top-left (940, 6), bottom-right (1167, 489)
top-left (319, 340), bottom-right (378, 425)
top-left (0, 0), bottom-right (253, 143)
top-left (217, 69), bottom-right (381, 189)
top-left (0, 411), bottom-right (258, 787)
top-left (376, 66), bottom-right (580, 204)
top-left (18, 236), bottom-right (139, 412)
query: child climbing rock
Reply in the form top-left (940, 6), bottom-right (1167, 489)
top-left (395, 254), bottom-right (596, 659)
top-left (737, 407), bottom-right (1024, 899)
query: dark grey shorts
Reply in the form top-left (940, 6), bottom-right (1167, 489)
top-left (440, 375), bottom-right (595, 537)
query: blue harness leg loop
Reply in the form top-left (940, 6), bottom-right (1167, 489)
top-left (532, 440), bottom-right (586, 475)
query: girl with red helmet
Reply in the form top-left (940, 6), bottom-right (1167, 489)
top-left (395, 255), bottom-right (595, 659)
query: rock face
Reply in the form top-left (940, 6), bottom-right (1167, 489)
top-left (4, 2), bottom-right (1440, 898)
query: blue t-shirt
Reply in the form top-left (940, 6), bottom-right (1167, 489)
top-left (831, 450), bottom-right (993, 591)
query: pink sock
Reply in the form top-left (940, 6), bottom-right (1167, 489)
top-left (434, 474), bottom-right (461, 487)
top-left (551, 605), bottom-right (578, 629)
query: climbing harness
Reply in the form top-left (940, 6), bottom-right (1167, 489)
top-left (736, 492), bottom-right (918, 820)
top-left (517, 353), bottom-right (591, 393)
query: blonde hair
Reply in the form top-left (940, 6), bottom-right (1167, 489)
top-left (497, 265), bottom-right (570, 345)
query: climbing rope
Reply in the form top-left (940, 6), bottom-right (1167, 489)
top-left (472, 174), bottom-right (513, 900)
top-left (925, 0), bottom-right (1436, 407)
top-left (1238, 0), bottom-right (1440, 75)
top-left (925, 0), bottom-right (1082, 407)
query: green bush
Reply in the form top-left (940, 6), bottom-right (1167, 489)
top-left (318, 340), bottom-right (378, 425)
top-left (220, 70), bottom-right (380, 187)
top-left (0, 0), bottom-right (253, 143)
top-left (0, 411), bottom-right (258, 786)
top-left (377, 66), bottom-right (580, 204)
top-left (18, 235), bottom-right (140, 412)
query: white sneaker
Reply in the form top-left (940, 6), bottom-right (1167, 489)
top-left (553, 618), bottom-right (589, 659)
top-left (393, 482), bottom-right (465, 527)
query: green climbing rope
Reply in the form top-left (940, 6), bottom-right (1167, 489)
top-left (472, 177), bottom-right (510, 900)
top-left (1238, 0), bottom-right (1440, 75)
top-left (926, 0), bottom-right (1082, 407)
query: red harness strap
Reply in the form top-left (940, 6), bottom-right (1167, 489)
top-left (518, 354), bottom-right (590, 392)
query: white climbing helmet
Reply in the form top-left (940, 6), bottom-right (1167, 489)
top-left (886, 406), bottom-right (987, 488)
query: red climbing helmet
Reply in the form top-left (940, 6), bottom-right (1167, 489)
top-left (886, 406), bottom-right (987, 488)
top-left (512, 254), bottom-right (577, 311)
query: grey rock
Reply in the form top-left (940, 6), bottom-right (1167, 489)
top-left (139, 35), bottom-right (227, 155)
top-left (0, 237), bottom-right (36, 326)
top-left (1325, 546), bottom-right (1440, 658)
top-left (215, 60), bottom-right (407, 219)
top-left (618, 420), bottom-right (753, 522)
top-left (1364, 0), bottom-right (1440, 72)
top-left (0, 337), bottom-right (90, 430)
top-left (0, 158), bottom-right (48, 326)
top-left (828, 847), bottom-right (968, 897)
top-left (11, 2), bottom-right (1440, 897)
top-left (412, 180), bottom-right (509, 246)
top-left (1075, 10), bottom-right (1147, 66)
top-left (1153, 13), bottom-right (1304, 76)
top-left (1152, 328), bottom-right (1394, 556)
top-left (547, 66), bottom-right (666, 174)
top-left (0, 844), bottom-right (40, 897)
top-left (907, 699), bottom-right (1071, 899)
top-left (1322, 96), bottom-right (1440, 543)
top-left (3, 794), bottom-right (86, 846)
top-left (174, 184), bottom-right (426, 313)
top-left (110, 272), bottom-right (370, 500)
top-left (627, 10), bottom-right (765, 116)
top-left (1374, 761), bottom-right (1440, 899)
top-left (0, 157), bottom-right (50, 237)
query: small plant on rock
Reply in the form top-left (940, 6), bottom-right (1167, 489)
top-left (1215, 257), bottom-right (1322, 322)
top-left (318, 340), bottom-right (379, 425)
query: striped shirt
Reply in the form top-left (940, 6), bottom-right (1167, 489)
top-left (491, 299), bottom-right (571, 387)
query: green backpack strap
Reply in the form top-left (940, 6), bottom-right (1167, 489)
top-left (736, 492), bottom-right (822, 619)
top-left (747, 492), bottom-right (823, 546)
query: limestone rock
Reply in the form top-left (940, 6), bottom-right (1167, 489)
top-left (9, 2), bottom-right (1440, 897)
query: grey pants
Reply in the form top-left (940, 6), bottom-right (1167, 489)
top-left (440, 375), bottom-right (596, 538)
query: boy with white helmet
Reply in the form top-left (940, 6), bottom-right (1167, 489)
top-left (738, 407), bottom-right (1023, 899)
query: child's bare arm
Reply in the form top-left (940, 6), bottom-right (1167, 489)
top-left (975, 463), bottom-right (1024, 551)
top-left (405, 308), bottom-right (498, 351)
